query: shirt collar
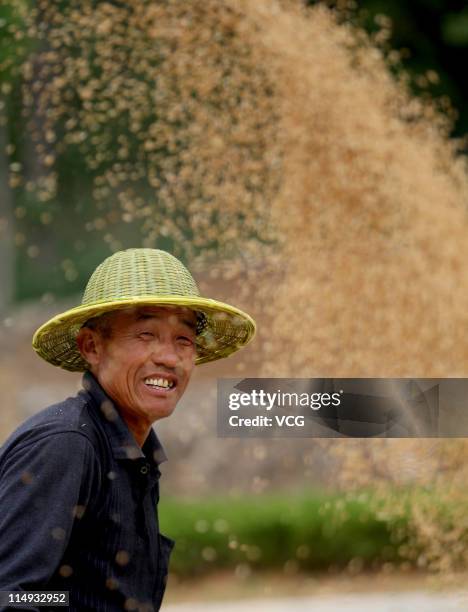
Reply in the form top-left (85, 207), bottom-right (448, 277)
top-left (81, 371), bottom-right (168, 466)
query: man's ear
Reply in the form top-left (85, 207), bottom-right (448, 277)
top-left (76, 327), bottom-right (102, 368)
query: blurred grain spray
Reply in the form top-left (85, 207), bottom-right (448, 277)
top-left (12, 0), bottom-right (468, 577)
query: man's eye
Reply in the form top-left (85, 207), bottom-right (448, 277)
top-left (177, 336), bottom-right (194, 346)
top-left (139, 331), bottom-right (154, 339)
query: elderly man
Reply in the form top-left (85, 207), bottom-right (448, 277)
top-left (0, 248), bottom-right (255, 612)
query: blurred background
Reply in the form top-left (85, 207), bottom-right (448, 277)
top-left (1, 0), bottom-right (468, 609)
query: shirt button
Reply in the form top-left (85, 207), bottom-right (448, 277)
top-left (140, 464), bottom-right (149, 475)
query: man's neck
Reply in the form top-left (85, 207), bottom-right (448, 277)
top-left (119, 412), bottom-right (151, 448)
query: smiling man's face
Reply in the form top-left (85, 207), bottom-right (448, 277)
top-left (77, 306), bottom-right (197, 445)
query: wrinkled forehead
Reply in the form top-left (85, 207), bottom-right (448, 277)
top-left (125, 305), bottom-right (198, 331)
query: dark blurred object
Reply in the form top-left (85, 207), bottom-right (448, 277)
top-left (308, 0), bottom-right (468, 142)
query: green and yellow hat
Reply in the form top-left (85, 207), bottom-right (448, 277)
top-left (32, 248), bottom-right (256, 371)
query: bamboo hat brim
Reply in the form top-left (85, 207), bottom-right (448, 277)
top-left (32, 249), bottom-right (256, 371)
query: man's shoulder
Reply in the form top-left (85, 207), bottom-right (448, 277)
top-left (0, 390), bottom-right (105, 460)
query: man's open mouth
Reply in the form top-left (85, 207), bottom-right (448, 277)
top-left (144, 377), bottom-right (175, 390)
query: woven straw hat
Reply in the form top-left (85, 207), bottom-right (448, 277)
top-left (32, 248), bottom-right (256, 371)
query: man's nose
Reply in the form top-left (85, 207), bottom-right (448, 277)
top-left (150, 338), bottom-right (179, 368)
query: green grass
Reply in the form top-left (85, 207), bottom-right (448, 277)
top-left (159, 490), bottom-right (411, 577)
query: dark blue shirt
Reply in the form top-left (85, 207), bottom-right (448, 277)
top-left (0, 371), bottom-right (174, 611)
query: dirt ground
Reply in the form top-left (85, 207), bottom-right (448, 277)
top-left (163, 569), bottom-right (468, 604)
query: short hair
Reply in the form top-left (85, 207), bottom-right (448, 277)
top-left (81, 311), bottom-right (116, 339)
top-left (81, 308), bottom-right (207, 338)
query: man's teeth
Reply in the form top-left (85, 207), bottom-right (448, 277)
top-left (144, 378), bottom-right (174, 388)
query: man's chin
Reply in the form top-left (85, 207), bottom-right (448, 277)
top-left (142, 401), bottom-right (178, 421)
